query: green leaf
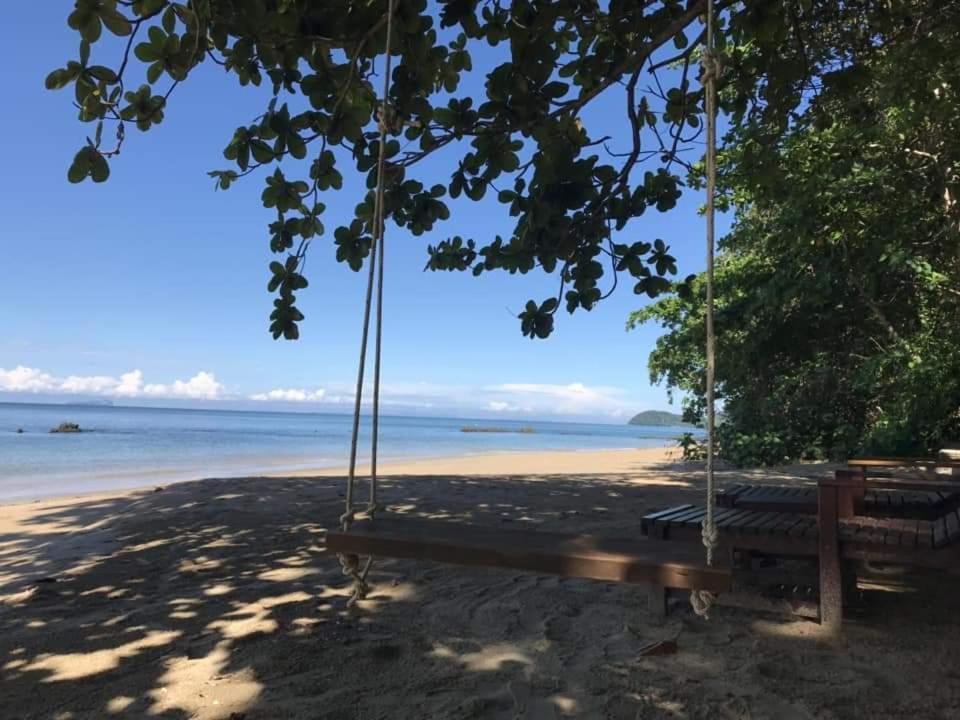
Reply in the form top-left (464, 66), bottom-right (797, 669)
top-left (162, 6), bottom-right (176, 33)
top-left (89, 151), bottom-right (110, 183)
top-left (250, 139), bottom-right (275, 163)
top-left (67, 149), bottom-right (90, 183)
top-left (87, 66), bottom-right (118, 84)
top-left (146, 61), bottom-right (163, 84)
top-left (102, 9), bottom-right (133, 37)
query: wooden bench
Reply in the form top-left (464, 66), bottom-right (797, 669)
top-left (644, 470), bottom-right (960, 631)
top-left (717, 483), bottom-right (957, 519)
top-left (327, 517), bottom-right (731, 616)
top-left (818, 470), bottom-right (960, 630)
top-left (717, 458), bottom-right (960, 519)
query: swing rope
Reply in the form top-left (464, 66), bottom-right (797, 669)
top-left (338, 0), bottom-right (722, 616)
top-left (337, 0), bottom-right (397, 606)
top-left (690, 0), bottom-right (720, 619)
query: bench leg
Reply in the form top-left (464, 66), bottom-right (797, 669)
top-left (819, 485), bottom-right (843, 634)
top-left (647, 583), bottom-right (667, 619)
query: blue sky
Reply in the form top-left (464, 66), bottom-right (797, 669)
top-left (0, 5), bottom-right (729, 423)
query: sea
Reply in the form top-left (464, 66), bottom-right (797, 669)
top-left (0, 402), bottom-right (694, 502)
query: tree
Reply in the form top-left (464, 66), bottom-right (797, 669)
top-left (49, 1), bottom-right (946, 342)
top-left (632, 1), bottom-right (960, 463)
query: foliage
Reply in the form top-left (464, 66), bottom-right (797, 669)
top-left (632, 1), bottom-right (960, 463)
top-left (50, 0), bottom-right (868, 340)
top-left (677, 431), bottom-right (706, 460)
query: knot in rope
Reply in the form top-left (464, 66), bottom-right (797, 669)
top-left (337, 552), bottom-right (370, 607)
top-left (690, 589), bottom-right (716, 619)
top-left (701, 520), bottom-right (720, 560)
top-left (690, 518), bottom-right (720, 618)
top-left (339, 510), bottom-right (356, 530)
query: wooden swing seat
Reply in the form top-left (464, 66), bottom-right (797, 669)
top-left (326, 517), bottom-right (730, 592)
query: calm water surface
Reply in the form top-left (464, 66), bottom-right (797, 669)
top-left (0, 402), bottom-right (693, 501)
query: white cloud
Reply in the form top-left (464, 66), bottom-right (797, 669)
top-left (144, 371), bottom-right (224, 400)
top-left (250, 387), bottom-right (327, 403)
top-left (115, 370), bottom-right (144, 396)
top-left (0, 366), bottom-right (59, 393)
top-left (0, 366), bottom-right (224, 401)
top-left (486, 382), bottom-right (632, 418)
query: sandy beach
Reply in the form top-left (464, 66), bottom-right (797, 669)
top-left (2, 447), bottom-right (959, 719)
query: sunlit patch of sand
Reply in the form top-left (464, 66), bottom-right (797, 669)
top-left (431, 641), bottom-right (534, 672)
top-left (149, 640), bottom-right (261, 717)
top-left (124, 538), bottom-right (173, 553)
top-left (205, 592), bottom-right (310, 640)
top-left (203, 583), bottom-right (234, 597)
top-left (257, 566), bottom-right (319, 582)
top-left (178, 557), bottom-right (222, 574)
top-left (24, 630), bottom-right (181, 681)
top-left (550, 695), bottom-right (579, 713)
top-left (106, 696), bottom-right (135, 713)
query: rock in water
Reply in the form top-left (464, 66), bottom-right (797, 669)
top-left (50, 422), bottom-right (82, 434)
top-left (16, 428), bottom-right (24, 434)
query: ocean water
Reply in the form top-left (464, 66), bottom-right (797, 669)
top-left (0, 402), bottom-right (693, 501)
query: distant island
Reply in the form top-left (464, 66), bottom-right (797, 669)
top-left (63, 398), bottom-right (114, 407)
top-left (461, 426), bottom-right (535, 434)
top-left (628, 410), bottom-right (691, 427)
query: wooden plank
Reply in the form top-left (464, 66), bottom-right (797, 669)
top-left (659, 507), bottom-right (708, 530)
top-left (668, 506), bottom-right (709, 523)
top-left (824, 473), bottom-right (960, 495)
top-left (641, 505), bottom-right (694, 527)
top-left (717, 509), bottom-right (758, 530)
top-left (769, 513), bottom-right (805, 538)
top-left (724, 510), bottom-right (768, 533)
top-left (792, 517), bottom-right (819, 539)
top-left (848, 457), bottom-right (960, 469)
top-left (326, 518), bottom-right (731, 592)
top-left (755, 512), bottom-right (793, 534)
top-left (705, 508), bottom-right (745, 528)
top-left (739, 511), bottom-right (780, 534)
top-left (716, 489), bottom-right (816, 514)
top-left (642, 505), bottom-right (698, 538)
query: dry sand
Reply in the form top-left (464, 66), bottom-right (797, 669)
top-left (1, 447), bottom-right (958, 719)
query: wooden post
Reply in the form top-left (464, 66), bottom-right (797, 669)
top-left (647, 583), bottom-right (667, 619)
top-left (818, 480), bottom-right (843, 634)
top-left (836, 468), bottom-right (864, 517)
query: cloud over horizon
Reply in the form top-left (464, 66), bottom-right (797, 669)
top-left (0, 366), bottom-right (224, 401)
top-left (250, 387), bottom-right (327, 402)
top-left (0, 366), bottom-right (645, 420)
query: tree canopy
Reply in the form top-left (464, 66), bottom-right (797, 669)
top-left (632, 1), bottom-right (960, 463)
top-left (49, 0), bottom-right (890, 340)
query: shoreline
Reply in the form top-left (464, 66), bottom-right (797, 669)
top-left (0, 445), bottom-right (680, 508)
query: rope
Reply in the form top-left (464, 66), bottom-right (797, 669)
top-left (337, 0), bottom-right (397, 604)
top-left (691, 0), bottom-right (720, 620)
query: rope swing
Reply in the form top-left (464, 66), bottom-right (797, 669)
top-left (337, 0), bottom-right (397, 606)
top-left (691, 0), bottom-right (721, 619)
top-left (337, 0), bottom-right (722, 617)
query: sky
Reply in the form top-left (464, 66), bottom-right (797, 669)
top-left (0, 5), bottom-right (730, 423)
